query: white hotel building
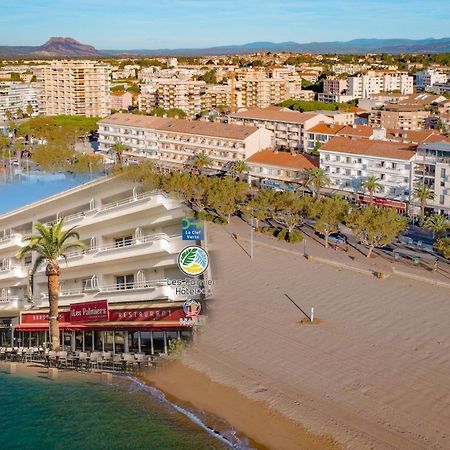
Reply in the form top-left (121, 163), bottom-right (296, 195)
top-left (0, 177), bottom-right (201, 354)
top-left (98, 113), bottom-right (272, 171)
top-left (319, 136), bottom-right (417, 209)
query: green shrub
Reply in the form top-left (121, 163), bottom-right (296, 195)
top-left (275, 228), bottom-right (304, 243)
top-left (435, 238), bottom-right (450, 259)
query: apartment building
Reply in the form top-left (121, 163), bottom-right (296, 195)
top-left (228, 107), bottom-right (332, 151)
top-left (98, 113), bottom-right (272, 171)
top-left (0, 177), bottom-right (200, 352)
top-left (246, 149), bottom-right (317, 187)
top-left (110, 91), bottom-right (133, 111)
top-left (138, 80), bottom-right (232, 118)
top-left (413, 137), bottom-right (450, 218)
top-left (0, 82), bottom-right (39, 120)
top-left (36, 60), bottom-right (111, 117)
top-left (415, 69), bottom-right (448, 90)
top-left (235, 71), bottom-right (290, 109)
top-left (155, 79), bottom-right (206, 117)
top-left (323, 79), bottom-right (348, 95)
top-left (348, 71), bottom-right (413, 98)
top-left (319, 137), bottom-right (416, 207)
top-left (331, 64), bottom-right (371, 75)
top-left (369, 109), bottom-right (430, 131)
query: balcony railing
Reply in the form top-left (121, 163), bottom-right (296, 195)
top-left (62, 233), bottom-right (175, 260)
top-left (99, 279), bottom-right (168, 293)
top-left (0, 296), bottom-right (19, 303)
top-left (42, 191), bottom-right (163, 228)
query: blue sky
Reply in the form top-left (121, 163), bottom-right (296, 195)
top-left (1, 0), bottom-right (448, 49)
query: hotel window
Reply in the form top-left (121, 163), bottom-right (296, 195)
top-left (114, 235), bottom-right (133, 248)
top-left (346, 157), bottom-right (351, 164)
top-left (439, 195), bottom-right (445, 205)
top-left (441, 168), bottom-right (446, 178)
top-left (116, 274), bottom-right (135, 290)
top-left (335, 155), bottom-right (340, 162)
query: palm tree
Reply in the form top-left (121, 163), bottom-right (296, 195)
top-left (424, 214), bottom-right (450, 239)
top-left (17, 220), bottom-right (85, 351)
top-left (189, 151), bottom-right (213, 174)
top-left (109, 142), bottom-right (129, 166)
top-left (361, 176), bottom-right (382, 205)
top-left (228, 160), bottom-right (250, 180)
top-left (414, 185), bottom-right (434, 226)
top-left (306, 168), bottom-right (331, 198)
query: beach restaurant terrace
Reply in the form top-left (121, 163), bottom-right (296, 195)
top-left (13, 300), bottom-right (195, 355)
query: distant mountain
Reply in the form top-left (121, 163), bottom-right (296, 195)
top-left (0, 37), bottom-right (100, 57)
top-left (30, 37), bottom-right (100, 57)
top-left (102, 38), bottom-right (450, 56)
top-left (0, 37), bottom-right (449, 58)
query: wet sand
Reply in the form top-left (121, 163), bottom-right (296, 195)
top-left (144, 361), bottom-right (340, 450)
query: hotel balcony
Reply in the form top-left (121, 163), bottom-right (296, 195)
top-left (38, 279), bottom-right (178, 307)
top-left (39, 233), bottom-right (180, 271)
top-left (0, 262), bottom-right (28, 282)
top-left (42, 191), bottom-right (180, 231)
top-left (0, 232), bottom-right (26, 251)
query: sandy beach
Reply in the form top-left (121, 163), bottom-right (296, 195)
top-left (147, 221), bottom-right (450, 450)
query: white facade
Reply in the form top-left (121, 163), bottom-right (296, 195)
top-left (348, 72), bottom-right (414, 99)
top-left (229, 108), bottom-right (333, 151)
top-left (0, 82), bottom-right (39, 120)
top-left (414, 140), bottom-right (450, 218)
top-left (0, 177), bottom-right (197, 352)
top-left (98, 113), bottom-right (272, 171)
top-left (415, 70), bottom-right (448, 90)
top-left (319, 138), bottom-right (416, 203)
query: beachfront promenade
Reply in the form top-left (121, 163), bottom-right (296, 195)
top-left (176, 220), bottom-right (450, 450)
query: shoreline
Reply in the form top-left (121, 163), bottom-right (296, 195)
top-left (142, 359), bottom-right (341, 450)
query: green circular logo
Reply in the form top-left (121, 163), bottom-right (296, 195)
top-left (178, 246), bottom-right (209, 277)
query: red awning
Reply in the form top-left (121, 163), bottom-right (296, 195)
top-left (15, 322), bottom-right (190, 332)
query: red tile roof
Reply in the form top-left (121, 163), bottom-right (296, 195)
top-left (99, 113), bottom-right (258, 140)
top-left (320, 136), bottom-right (417, 160)
top-left (308, 123), bottom-right (346, 135)
top-left (246, 150), bottom-right (318, 170)
top-left (230, 107), bottom-right (324, 124)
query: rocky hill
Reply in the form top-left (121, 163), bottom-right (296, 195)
top-left (29, 37), bottom-right (100, 57)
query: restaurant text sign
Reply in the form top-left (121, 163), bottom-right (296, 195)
top-left (70, 300), bottom-right (109, 323)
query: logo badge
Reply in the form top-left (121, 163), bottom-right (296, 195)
top-left (182, 218), bottom-right (205, 241)
top-left (183, 299), bottom-right (202, 318)
top-left (178, 245), bottom-right (209, 277)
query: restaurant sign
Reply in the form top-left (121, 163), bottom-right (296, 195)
top-left (70, 300), bottom-right (109, 323)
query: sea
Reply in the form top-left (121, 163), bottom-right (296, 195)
top-left (0, 370), bottom-right (247, 450)
top-left (0, 172), bottom-right (99, 215)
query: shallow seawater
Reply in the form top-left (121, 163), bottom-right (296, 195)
top-left (0, 371), bottom-right (231, 450)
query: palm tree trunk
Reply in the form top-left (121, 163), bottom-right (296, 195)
top-left (369, 191), bottom-right (374, 205)
top-left (325, 233), bottom-right (329, 248)
top-left (420, 202), bottom-right (425, 226)
top-left (366, 244), bottom-right (375, 258)
top-left (48, 273), bottom-right (61, 351)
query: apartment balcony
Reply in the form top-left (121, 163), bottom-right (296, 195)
top-left (0, 295), bottom-right (20, 313)
top-left (42, 191), bottom-right (177, 232)
top-left (47, 233), bottom-right (178, 270)
top-left (0, 232), bottom-right (26, 251)
top-left (0, 262), bottom-right (28, 281)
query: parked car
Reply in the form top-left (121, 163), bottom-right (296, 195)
top-left (315, 231), bottom-right (348, 245)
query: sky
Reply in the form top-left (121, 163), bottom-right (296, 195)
top-left (0, 0), bottom-right (448, 49)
